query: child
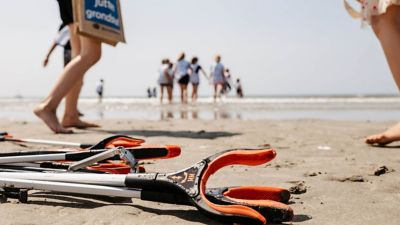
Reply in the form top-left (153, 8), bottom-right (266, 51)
top-left (190, 57), bottom-right (208, 103)
top-left (346, 0), bottom-right (400, 145)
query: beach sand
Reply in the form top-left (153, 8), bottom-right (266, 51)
top-left (0, 119), bottom-right (399, 225)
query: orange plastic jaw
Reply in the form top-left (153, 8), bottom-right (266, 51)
top-left (105, 136), bottom-right (145, 149)
top-left (224, 186), bottom-right (290, 203)
top-left (220, 186), bottom-right (293, 222)
top-left (198, 149), bottom-right (277, 225)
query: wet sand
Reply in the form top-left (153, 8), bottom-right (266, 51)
top-left (0, 119), bottom-right (399, 225)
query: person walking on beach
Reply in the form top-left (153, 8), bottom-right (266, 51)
top-left (235, 78), bottom-right (244, 98)
top-left (96, 79), bottom-right (104, 103)
top-left (43, 24), bottom-right (84, 117)
top-left (223, 68), bottom-right (233, 95)
top-left (34, 0), bottom-right (101, 133)
top-left (174, 52), bottom-right (192, 104)
top-left (346, 1), bottom-right (400, 145)
top-left (158, 59), bottom-right (174, 103)
top-left (210, 55), bottom-right (226, 102)
top-left (43, 24), bottom-right (72, 67)
top-left (190, 57), bottom-right (208, 103)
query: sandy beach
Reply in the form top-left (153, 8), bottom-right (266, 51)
top-left (0, 118), bottom-right (399, 225)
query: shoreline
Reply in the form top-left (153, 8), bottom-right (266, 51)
top-left (1, 97), bottom-right (399, 122)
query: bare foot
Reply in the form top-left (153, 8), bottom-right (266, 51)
top-left (365, 122), bottom-right (400, 146)
top-left (34, 105), bottom-right (73, 134)
top-left (62, 117), bottom-right (100, 129)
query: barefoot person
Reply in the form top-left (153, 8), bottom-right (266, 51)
top-left (34, 0), bottom-right (100, 133)
top-left (346, 1), bottom-right (400, 145)
top-left (96, 79), bottom-right (104, 103)
top-left (43, 24), bottom-right (84, 117)
top-left (210, 55), bottom-right (226, 102)
top-left (158, 59), bottom-right (174, 103)
top-left (174, 52), bottom-right (191, 104)
top-left (190, 57), bottom-right (208, 103)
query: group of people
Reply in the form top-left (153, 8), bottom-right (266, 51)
top-left (33, 0), bottom-right (400, 149)
top-left (157, 53), bottom-right (243, 104)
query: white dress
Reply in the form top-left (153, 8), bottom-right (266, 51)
top-left (345, 0), bottom-right (400, 24)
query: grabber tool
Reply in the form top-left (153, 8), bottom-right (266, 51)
top-left (0, 148), bottom-right (293, 224)
top-left (0, 132), bottom-right (150, 149)
top-left (0, 135), bottom-right (181, 174)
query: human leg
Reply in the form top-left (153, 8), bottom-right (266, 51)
top-left (160, 85), bottom-right (165, 103)
top-left (61, 35), bottom-right (102, 128)
top-left (167, 85), bottom-right (173, 103)
top-left (179, 84), bottom-right (188, 104)
top-left (34, 35), bottom-right (101, 133)
top-left (366, 6), bottom-right (400, 145)
top-left (192, 84), bottom-right (199, 102)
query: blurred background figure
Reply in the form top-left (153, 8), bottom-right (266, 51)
top-left (235, 78), bottom-right (244, 98)
top-left (190, 57), bottom-right (208, 103)
top-left (210, 55), bottom-right (226, 102)
top-left (152, 87), bottom-right (157, 98)
top-left (96, 79), bottom-right (104, 103)
top-left (174, 52), bottom-right (191, 104)
top-left (43, 24), bottom-right (71, 67)
top-left (222, 68), bottom-right (233, 96)
top-left (147, 87), bottom-right (152, 98)
top-left (158, 59), bottom-right (174, 104)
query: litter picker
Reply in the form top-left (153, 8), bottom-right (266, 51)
top-left (0, 148), bottom-right (293, 224)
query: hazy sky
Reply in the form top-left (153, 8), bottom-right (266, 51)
top-left (0, 0), bottom-right (398, 97)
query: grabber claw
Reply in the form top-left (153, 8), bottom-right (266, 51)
top-left (205, 186), bottom-right (293, 223)
top-left (0, 148), bottom-right (293, 224)
top-left (124, 148), bottom-right (293, 224)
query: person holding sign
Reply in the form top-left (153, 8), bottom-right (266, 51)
top-left (34, 0), bottom-right (104, 133)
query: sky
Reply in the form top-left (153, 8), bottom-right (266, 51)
top-left (0, 0), bottom-right (398, 98)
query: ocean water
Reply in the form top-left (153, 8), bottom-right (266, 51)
top-left (0, 96), bottom-right (399, 121)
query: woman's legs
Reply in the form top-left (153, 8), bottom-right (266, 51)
top-left (180, 84), bottom-right (188, 104)
top-left (366, 6), bottom-right (400, 145)
top-left (160, 85), bottom-right (165, 103)
top-left (62, 36), bottom-right (102, 128)
top-left (213, 83), bottom-right (223, 102)
top-left (34, 33), bottom-right (102, 133)
top-left (192, 84), bottom-right (199, 102)
top-left (167, 85), bottom-right (173, 103)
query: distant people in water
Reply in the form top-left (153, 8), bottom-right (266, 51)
top-left (174, 52), bottom-right (192, 104)
top-left (210, 55), bottom-right (226, 101)
top-left (147, 87), bottom-right (152, 98)
top-left (152, 87), bottom-right (157, 98)
top-left (96, 79), bottom-right (104, 103)
top-left (235, 78), bottom-right (244, 98)
top-left (190, 57), bottom-right (208, 103)
top-left (222, 68), bottom-right (233, 95)
top-left (158, 59), bottom-right (174, 103)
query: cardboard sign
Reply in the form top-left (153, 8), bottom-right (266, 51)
top-left (73, 0), bottom-right (126, 46)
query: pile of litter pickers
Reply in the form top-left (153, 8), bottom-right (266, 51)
top-left (0, 132), bottom-right (293, 225)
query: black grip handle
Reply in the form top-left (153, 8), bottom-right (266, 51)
top-left (141, 190), bottom-right (190, 205)
top-left (80, 144), bottom-right (94, 149)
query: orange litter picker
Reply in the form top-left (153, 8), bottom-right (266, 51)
top-left (0, 148), bottom-right (293, 224)
top-left (0, 134), bottom-right (181, 174)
